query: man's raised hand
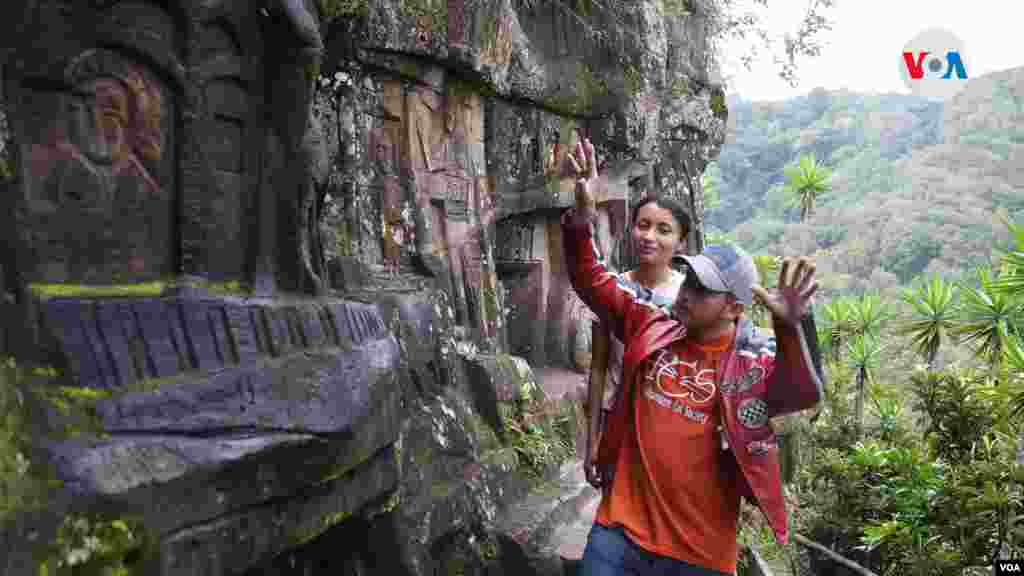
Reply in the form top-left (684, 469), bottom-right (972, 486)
top-left (751, 257), bottom-right (819, 328)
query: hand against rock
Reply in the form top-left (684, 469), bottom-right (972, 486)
top-left (751, 257), bottom-right (819, 328)
top-left (568, 136), bottom-right (598, 220)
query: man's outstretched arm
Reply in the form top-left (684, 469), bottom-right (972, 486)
top-left (562, 139), bottom-right (667, 342)
top-left (752, 257), bottom-right (824, 416)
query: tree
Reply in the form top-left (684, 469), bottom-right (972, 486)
top-left (954, 267), bottom-right (1021, 374)
top-left (783, 153), bottom-right (832, 221)
top-left (847, 332), bottom-right (884, 438)
top-left (749, 254), bottom-right (779, 327)
top-left (897, 275), bottom-right (959, 369)
top-left (849, 292), bottom-right (890, 339)
top-left (822, 297), bottom-right (854, 361)
top-left (991, 217), bottom-right (1024, 305)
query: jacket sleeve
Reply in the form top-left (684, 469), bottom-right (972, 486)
top-left (763, 314), bottom-right (824, 417)
top-left (561, 209), bottom-right (665, 343)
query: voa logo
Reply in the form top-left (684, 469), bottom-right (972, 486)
top-left (899, 28), bottom-right (969, 101)
top-left (997, 560), bottom-right (1023, 575)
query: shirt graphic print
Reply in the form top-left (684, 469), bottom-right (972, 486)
top-left (642, 349), bottom-right (716, 426)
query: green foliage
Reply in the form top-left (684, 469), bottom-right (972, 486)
top-left (880, 224), bottom-right (944, 283)
top-left (991, 217), bottom-right (1024, 297)
top-left (798, 361), bottom-right (1023, 574)
top-left (748, 255), bottom-right (779, 327)
top-left (708, 77), bottom-right (1023, 298)
top-left (848, 291), bottom-right (891, 339)
top-left (39, 515), bottom-right (151, 575)
top-left (897, 275), bottom-right (960, 367)
top-left (907, 367), bottom-right (1002, 463)
top-left (846, 332), bottom-right (884, 435)
top-left (821, 296), bottom-right (854, 360)
top-left (782, 153), bottom-right (832, 221)
top-left (1, 359), bottom-right (46, 522)
top-left (954, 267), bottom-right (1022, 372)
top-left (498, 383), bottom-right (574, 480)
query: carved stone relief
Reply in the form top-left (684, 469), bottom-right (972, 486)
top-left (18, 48), bottom-right (173, 283)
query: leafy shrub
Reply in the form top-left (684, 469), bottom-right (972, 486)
top-left (797, 364), bottom-right (1023, 574)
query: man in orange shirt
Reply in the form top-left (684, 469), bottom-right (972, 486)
top-left (565, 139), bottom-right (823, 575)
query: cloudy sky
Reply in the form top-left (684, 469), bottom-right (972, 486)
top-left (719, 0), bottom-right (1023, 101)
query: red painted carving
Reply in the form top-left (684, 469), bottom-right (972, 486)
top-left (29, 54), bottom-right (164, 211)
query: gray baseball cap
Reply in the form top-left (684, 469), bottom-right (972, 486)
top-left (678, 244), bottom-right (758, 306)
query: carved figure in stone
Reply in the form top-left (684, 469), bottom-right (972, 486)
top-left (301, 110), bottom-right (331, 292)
top-left (30, 51), bottom-right (163, 212)
top-left (371, 126), bottom-right (404, 276)
top-left (264, 0), bottom-right (327, 294)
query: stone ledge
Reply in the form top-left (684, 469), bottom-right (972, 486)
top-left (28, 296), bottom-right (388, 390)
top-left (156, 444), bottom-right (399, 575)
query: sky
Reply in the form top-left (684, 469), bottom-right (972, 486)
top-left (718, 0), bottom-right (1024, 101)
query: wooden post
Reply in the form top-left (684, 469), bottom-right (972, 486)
top-left (793, 533), bottom-right (880, 576)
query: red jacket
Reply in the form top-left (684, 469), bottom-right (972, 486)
top-left (562, 210), bottom-right (823, 543)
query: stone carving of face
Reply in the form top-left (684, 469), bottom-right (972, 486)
top-left (79, 77), bottom-right (130, 164)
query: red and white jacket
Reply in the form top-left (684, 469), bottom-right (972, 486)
top-left (562, 210), bottom-right (823, 543)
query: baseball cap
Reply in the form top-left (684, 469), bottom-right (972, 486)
top-left (678, 244), bottom-right (758, 306)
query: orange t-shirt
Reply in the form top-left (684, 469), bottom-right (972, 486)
top-left (595, 330), bottom-right (741, 574)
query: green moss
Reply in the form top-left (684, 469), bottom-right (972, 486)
top-left (465, 410), bottom-right (500, 450)
top-left (710, 91), bottom-right (728, 119)
top-left (481, 285), bottom-right (499, 329)
top-left (29, 283), bottom-right (167, 299)
top-left (543, 63), bottom-right (611, 116)
top-left (364, 489), bottom-right (402, 519)
top-left (0, 157), bottom-right (13, 182)
top-left (290, 509), bottom-right (354, 548)
top-left (401, 0), bottom-right (447, 35)
top-left (32, 385), bottom-right (111, 440)
top-left (304, 61), bottom-right (322, 86)
top-left (624, 64), bottom-right (643, 96)
top-left (670, 77), bottom-right (691, 99)
top-left (37, 514), bottom-right (154, 575)
top-left (205, 281), bottom-right (252, 297)
top-left (661, 0), bottom-right (691, 16)
top-left (571, 0), bottom-right (593, 16)
top-left (479, 537), bottom-right (499, 560)
top-left (320, 0), bottom-right (369, 19)
top-left (1, 362), bottom-right (53, 522)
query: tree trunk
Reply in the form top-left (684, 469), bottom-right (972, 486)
top-left (855, 368), bottom-right (865, 438)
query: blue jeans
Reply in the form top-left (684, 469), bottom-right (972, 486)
top-left (581, 524), bottom-right (731, 576)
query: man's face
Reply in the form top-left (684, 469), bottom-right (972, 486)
top-left (673, 270), bottom-right (740, 333)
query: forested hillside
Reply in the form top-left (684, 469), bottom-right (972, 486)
top-left (707, 67), bottom-right (1024, 297)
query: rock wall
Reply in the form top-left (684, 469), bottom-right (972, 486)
top-left (0, 0), bottom-right (725, 574)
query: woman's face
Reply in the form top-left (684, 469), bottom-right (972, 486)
top-left (631, 202), bottom-right (684, 269)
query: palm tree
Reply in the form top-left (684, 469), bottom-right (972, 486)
top-left (897, 275), bottom-right (960, 369)
top-left (847, 333), bottom-right (884, 438)
top-left (1006, 336), bottom-right (1024, 418)
top-left (822, 297), bottom-right (855, 361)
top-left (783, 153), bottom-right (832, 222)
top-left (849, 292), bottom-right (890, 340)
top-left (954, 267), bottom-right (1020, 375)
top-left (749, 255), bottom-right (780, 328)
top-left (991, 217), bottom-right (1024, 341)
